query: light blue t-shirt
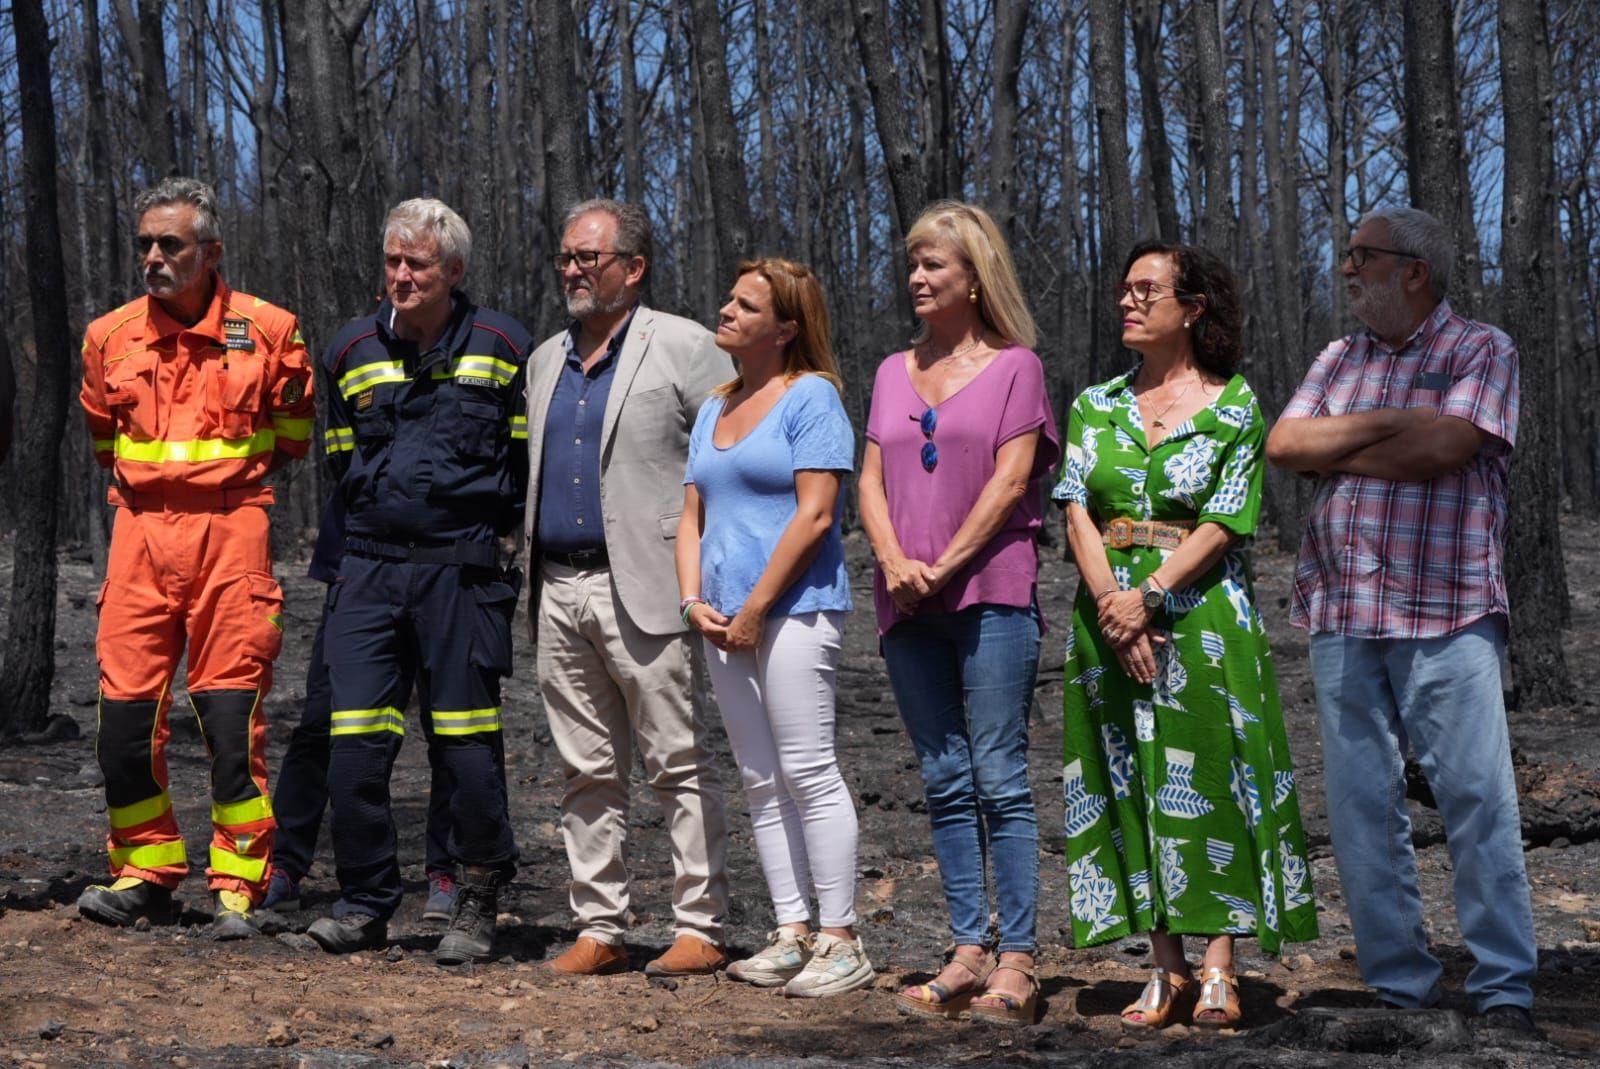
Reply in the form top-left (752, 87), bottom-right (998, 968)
top-left (684, 373), bottom-right (855, 618)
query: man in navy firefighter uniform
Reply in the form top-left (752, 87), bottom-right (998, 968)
top-left (307, 198), bottom-right (530, 964)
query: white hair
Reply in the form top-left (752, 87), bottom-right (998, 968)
top-left (384, 198), bottom-right (472, 272)
top-left (1358, 205), bottom-right (1454, 299)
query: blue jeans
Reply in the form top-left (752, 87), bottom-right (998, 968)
top-left (1310, 615), bottom-right (1535, 1011)
top-left (883, 604), bottom-right (1039, 954)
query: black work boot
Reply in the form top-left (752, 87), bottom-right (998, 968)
top-left (211, 889), bottom-right (260, 941)
top-left (435, 866), bottom-right (500, 965)
top-left (77, 877), bottom-right (174, 927)
top-left (307, 912), bottom-right (388, 954)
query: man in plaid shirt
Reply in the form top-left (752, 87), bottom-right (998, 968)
top-left (1267, 206), bottom-right (1536, 1032)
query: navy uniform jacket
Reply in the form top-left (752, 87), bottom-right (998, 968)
top-left (322, 293), bottom-right (533, 546)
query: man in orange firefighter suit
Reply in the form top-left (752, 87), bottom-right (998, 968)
top-left (75, 177), bottom-right (314, 939)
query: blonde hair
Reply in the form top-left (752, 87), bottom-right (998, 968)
top-left (905, 200), bottom-right (1037, 349)
top-left (713, 257), bottom-right (844, 398)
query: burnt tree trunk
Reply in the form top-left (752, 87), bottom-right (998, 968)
top-left (465, 0), bottom-right (496, 302)
top-left (918, 0), bottom-right (957, 202)
top-left (851, 0), bottom-right (928, 243)
top-left (1403, 0), bottom-right (1482, 316)
top-left (533, 0), bottom-right (591, 236)
top-left (1130, 0), bottom-right (1178, 240)
top-left (1256, 0), bottom-right (1312, 547)
top-left (685, 0), bottom-right (754, 287)
top-left (617, 0), bottom-right (644, 206)
top-left (1087, 0), bottom-right (1135, 380)
top-left (2, 0), bottom-right (75, 738)
top-left (1499, 0), bottom-right (1573, 708)
top-left (1192, 0), bottom-right (1233, 253)
top-left (117, 0), bottom-right (179, 178)
top-left (987, 0), bottom-right (1029, 242)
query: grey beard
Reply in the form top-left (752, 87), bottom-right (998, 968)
top-left (565, 288), bottom-right (630, 320)
top-left (1349, 275), bottom-right (1410, 339)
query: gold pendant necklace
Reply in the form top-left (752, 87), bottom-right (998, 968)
top-left (1145, 378), bottom-right (1196, 429)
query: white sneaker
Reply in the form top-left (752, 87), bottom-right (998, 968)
top-left (782, 932), bottom-right (875, 998)
top-left (727, 928), bottom-right (812, 987)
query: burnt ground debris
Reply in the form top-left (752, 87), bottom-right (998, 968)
top-left (2, 522), bottom-right (1599, 1068)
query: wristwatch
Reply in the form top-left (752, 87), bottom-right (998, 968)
top-left (1139, 578), bottom-right (1165, 611)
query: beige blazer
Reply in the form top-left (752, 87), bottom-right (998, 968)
top-left (524, 304), bottom-right (732, 636)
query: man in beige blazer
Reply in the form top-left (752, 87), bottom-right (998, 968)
top-left (524, 199), bottom-right (732, 976)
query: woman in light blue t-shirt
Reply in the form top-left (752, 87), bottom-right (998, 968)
top-left (675, 257), bottom-right (871, 998)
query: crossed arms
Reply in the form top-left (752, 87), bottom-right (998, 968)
top-left (1265, 407), bottom-right (1486, 482)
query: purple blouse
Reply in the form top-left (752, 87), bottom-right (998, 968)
top-left (865, 345), bottom-right (1061, 635)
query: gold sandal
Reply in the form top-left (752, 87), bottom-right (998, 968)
top-left (1121, 968), bottom-right (1195, 1030)
top-left (894, 946), bottom-right (993, 1020)
top-left (1192, 966), bottom-right (1242, 1029)
top-left (969, 960), bottom-right (1039, 1027)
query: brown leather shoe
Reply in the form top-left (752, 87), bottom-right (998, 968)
top-left (545, 936), bottom-right (630, 975)
top-left (644, 934), bottom-right (729, 976)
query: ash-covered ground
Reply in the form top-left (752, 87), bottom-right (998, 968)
top-left (2, 520), bottom-right (1598, 1068)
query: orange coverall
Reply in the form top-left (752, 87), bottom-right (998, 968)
top-left (79, 273), bottom-right (313, 897)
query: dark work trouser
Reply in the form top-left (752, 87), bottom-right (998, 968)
top-left (270, 586), bottom-right (457, 884)
top-left (323, 555), bottom-right (519, 919)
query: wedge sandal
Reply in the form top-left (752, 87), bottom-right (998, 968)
top-left (894, 946), bottom-right (993, 1020)
top-left (969, 961), bottom-right (1039, 1027)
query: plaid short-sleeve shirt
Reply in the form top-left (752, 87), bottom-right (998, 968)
top-left (1282, 300), bottom-right (1519, 639)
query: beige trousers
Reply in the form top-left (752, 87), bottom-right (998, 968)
top-left (535, 559), bottom-right (730, 944)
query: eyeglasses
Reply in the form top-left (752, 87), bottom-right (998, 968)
top-left (1342, 245), bottom-right (1416, 270)
top-left (1114, 279), bottom-right (1191, 304)
top-left (548, 249), bottom-right (628, 270)
top-left (911, 408), bottom-right (939, 472)
top-left (135, 235), bottom-right (212, 258)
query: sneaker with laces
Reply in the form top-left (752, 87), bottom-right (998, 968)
top-left (728, 928), bottom-right (813, 988)
top-left (782, 932), bottom-right (875, 998)
top-left (423, 871), bottom-right (457, 924)
top-left (212, 889), bottom-right (259, 940)
top-left (261, 870), bottom-right (301, 912)
top-left (77, 877), bottom-right (173, 927)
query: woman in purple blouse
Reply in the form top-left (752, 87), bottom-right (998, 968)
top-left (859, 201), bottom-right (1060, 1026)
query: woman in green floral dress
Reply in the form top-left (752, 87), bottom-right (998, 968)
top-left (1052, 242), bottom-right (1317, 1030)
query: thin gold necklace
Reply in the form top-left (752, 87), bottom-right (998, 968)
top-left (925, 335), bottom-right (982, 362)
top-left (1142, 375), bottom-right (1202, 429)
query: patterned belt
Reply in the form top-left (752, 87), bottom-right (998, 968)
top-left (1100, 517), bottom-right (1193, 550)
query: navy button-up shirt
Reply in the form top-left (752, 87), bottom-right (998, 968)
top-left (537, 307), bottom-right (636, 553)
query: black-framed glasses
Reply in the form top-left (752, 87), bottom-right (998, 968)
top-left (135, 235), bottom-right (212, 258)
top-left (548, 249), bottom-right (628, 270)
top-left (1114, 279), bottom-right (1191, 304)
top-left (911, 407), bottom-right (939, 472)
top-left (1342, 245), bottom-right (1416, 270)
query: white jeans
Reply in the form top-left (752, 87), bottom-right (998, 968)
top-left (703, 611), bottom-right (859, 928)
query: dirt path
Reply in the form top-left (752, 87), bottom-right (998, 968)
top-left (2, 525), bottom-right (1598, 1067)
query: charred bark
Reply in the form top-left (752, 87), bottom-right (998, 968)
top-left (1403, 0), bottom-right (1482, 316)
top-left (1499, 0), bottom-right (1573, 708)
top-left (1087, 0), bottom-right (1135, 377)
top-left (2, 0), bottom-right (75, 737)
top-left (685, 0), bottom-right (754, 286)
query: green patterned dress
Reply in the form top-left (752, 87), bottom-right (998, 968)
top-left (1051, 370), bottom-right (1317, 954)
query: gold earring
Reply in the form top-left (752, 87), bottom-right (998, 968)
top-left (969, 288), bottom-right (978, 304)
